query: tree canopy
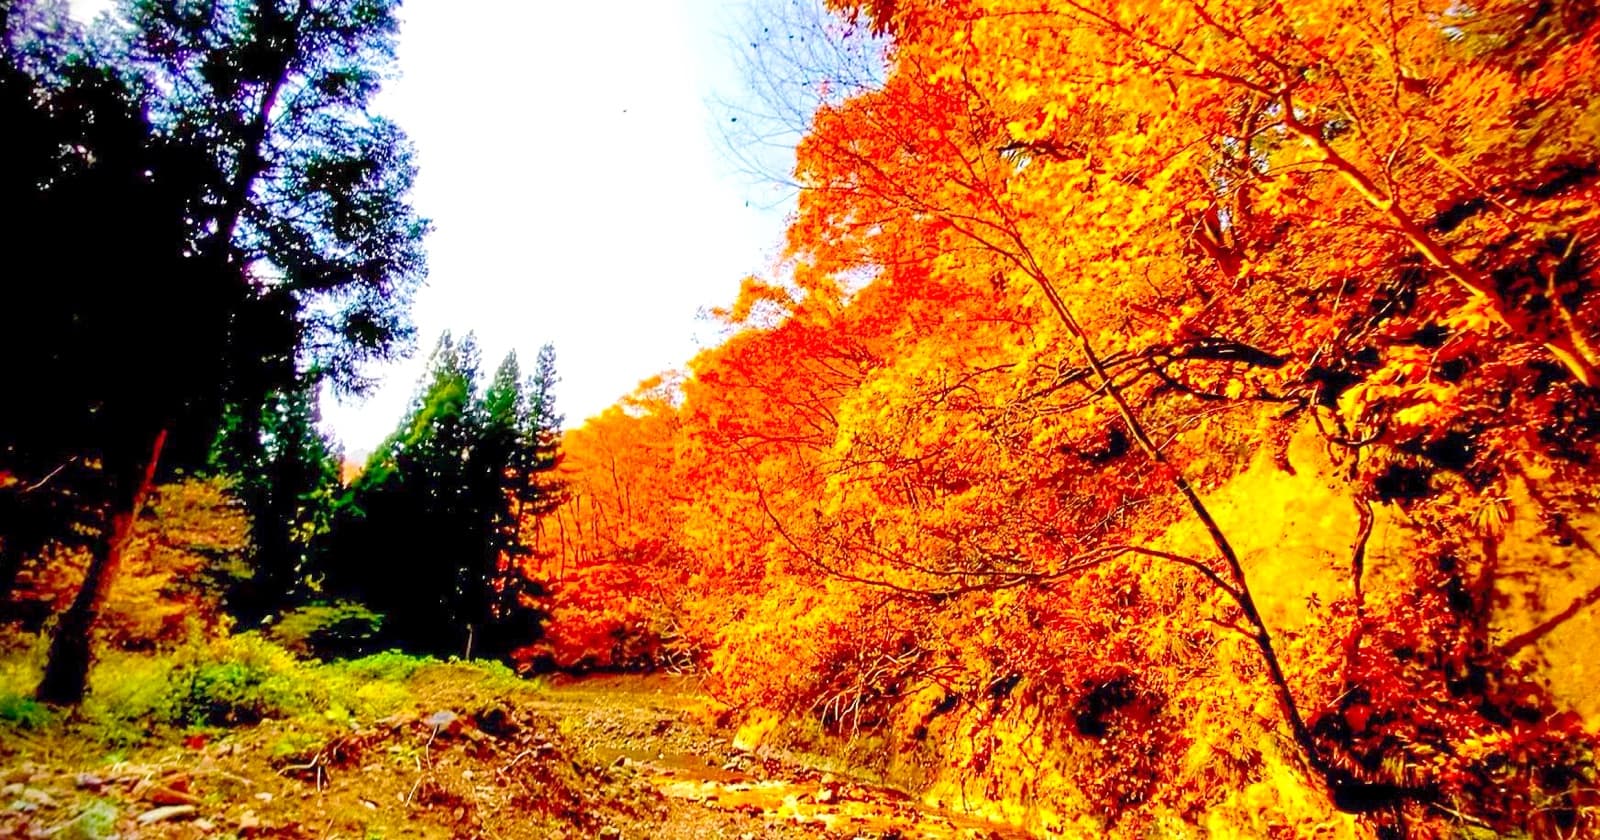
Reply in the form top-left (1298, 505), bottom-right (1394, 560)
top-left (0, 0), bottom-right (426, 703)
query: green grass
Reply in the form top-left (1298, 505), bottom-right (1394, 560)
top-left (0, 691), bottom-right (53, 729)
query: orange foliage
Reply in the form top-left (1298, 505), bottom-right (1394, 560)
top-left (524, 377), bottom-right (690, 670)
top-left (535, 1), bottom-right (1600, 833)
top-left (17, 478), bottom-right (249, 647)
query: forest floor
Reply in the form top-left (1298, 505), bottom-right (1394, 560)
top-left (1, 663), bottom-right (1030, 839)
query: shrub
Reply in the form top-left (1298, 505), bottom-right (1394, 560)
top-left (266, 601), bottom-right (384, 658)
top-left (83, 633), bottom-right (316, 741)
top-left (0, 692), bottom-right (52, 729)
top-left (329, 649), bottom-right (430, 683)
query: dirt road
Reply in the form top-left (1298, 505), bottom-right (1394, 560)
top-left (534, 674), bottom-right (1031, 840)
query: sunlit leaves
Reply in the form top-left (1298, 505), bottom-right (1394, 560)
top-left (542, 0), bottom-right (1600, 832)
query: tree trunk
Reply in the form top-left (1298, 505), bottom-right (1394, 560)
top-left (0, 542), bottom-right (21, 604)
top-left (35, 430), bottom-right (166, 706)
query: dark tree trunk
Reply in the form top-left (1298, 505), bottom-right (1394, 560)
top-left (0, 543), bottom-right (21, 604)
top-left (35, 429), bottom-right (166, 706)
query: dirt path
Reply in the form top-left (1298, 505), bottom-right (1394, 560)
top-left (534, 674), bottom-right (1031, 840)
top-left (1, 669), bottom-right (1032, 839)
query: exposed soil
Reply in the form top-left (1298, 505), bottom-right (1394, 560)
top-left (531, 674), bottom-right (1032, 839)
top-left (1, 672), bottom-right (1031, 839)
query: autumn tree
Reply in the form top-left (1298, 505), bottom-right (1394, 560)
top-left (538, 0), bottom-right (1600, 832)
top-left (775, 0), bottom-right (1600, 830)
top-left (537, 376), bottom-right (690, 670)
top-left (10, 476), bottom-right (253, 646)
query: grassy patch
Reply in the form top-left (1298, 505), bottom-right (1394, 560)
top-left (0, 691), bottom-right (53, 729)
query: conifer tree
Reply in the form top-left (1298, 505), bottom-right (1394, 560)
top-left (330, 338), bottom-right (562, 659)
top-left (210, 385), bottom-right (348, 623)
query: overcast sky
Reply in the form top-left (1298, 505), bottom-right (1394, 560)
top-left (72, 0), bottom-right (798, 454)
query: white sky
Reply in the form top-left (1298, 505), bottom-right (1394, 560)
top-left (71, 0), bottom-right (799, 455)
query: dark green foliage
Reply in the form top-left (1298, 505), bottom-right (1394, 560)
top-left (265, 600), bottom-right (384, 658)
top-left (0, 693), bottom-right (54, 730)
top-left (106, 0), bottom-right (429, 397)
top-left (522, 343), bottom-right (566, 516)
top-left (329, 336), bottom-right (563, 661)
top-left (211, 387), bottom-right (350, 623)
top-left (180, 658), bottom-right (310, 725)
top-left (1, 5), bottom-right (228, 571)
top-left (1, 7), bottom-right (231, 702)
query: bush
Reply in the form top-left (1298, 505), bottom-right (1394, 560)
top-left (83, 633), bottom-right (316, 741)
top-left (0, 692), bottom-right (53, 729)
top-left (329, 649), bottom-right (430, 683)
top-left (182, 659), bottom-right (308, 725)
top-left (174, 635), bottom-right (316, 725)
top-left (266, 601), bottom-right (384, 658)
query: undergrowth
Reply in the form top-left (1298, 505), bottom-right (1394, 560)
top-left (0, 629), bottom-right (537, 747)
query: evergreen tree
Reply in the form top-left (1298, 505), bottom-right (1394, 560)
top-left (329, 338), bottom-right (563, 660)
top-left (332, 333), bottom-right (482, 653)
top-left (463, 346), bottom-right (564, 660)
top-left (101, 0), bottom-right (430, 398)
top-left (460, 352), bottom-right (527, 658)
top-left (522, 343), bottom-right (566, 510)
top-left (210, 385), bottom-right (348, 623)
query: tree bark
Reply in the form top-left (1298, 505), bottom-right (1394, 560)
top-left (0, 542), bottom-right (21, 604)
top-left (35, 429), bottom-right (166, 706)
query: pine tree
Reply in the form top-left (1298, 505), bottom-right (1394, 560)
top-left (519, 343), bottom-right (566, 518)
top-left (332, 333), bottom-right (481, 654)
top-left (328, 338), bottom-right (563, 660)
top-left (463, 345), bottom-right (564, 660)
top-left (460, 352), bottom-right (527, 659)
top-left (210, 386), bottom-right (348, 623)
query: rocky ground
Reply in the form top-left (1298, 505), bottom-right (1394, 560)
top-left (1, 671), bottom-right (1029, 839)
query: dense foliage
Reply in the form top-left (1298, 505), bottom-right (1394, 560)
top-left (0, 0), bottom-right (426, 702)
top-left (539, 0), bottom-right (1600, 834)
top-left (332, 335), bottom-right (563, 660)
